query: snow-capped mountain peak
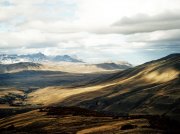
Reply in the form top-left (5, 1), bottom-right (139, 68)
top-left (0, 53), bottom-right (83, 64)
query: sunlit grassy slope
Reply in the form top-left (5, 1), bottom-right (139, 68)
top-left (26, 54), bottom-right (180, 118)
top-left (0, 54), bottom-right (179, 134)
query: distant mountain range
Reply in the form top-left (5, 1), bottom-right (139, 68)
top-left (0, 53), bottom-right (133, 72)
top-left (0, 53), bottom-right (83, 64)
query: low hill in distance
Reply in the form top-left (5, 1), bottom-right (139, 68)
top-left (95, 61), bottom-right (132, 70)
top-left (0, 62), bottom-right (41, 73)
top-left (0, 62), bottom-right (132, 74)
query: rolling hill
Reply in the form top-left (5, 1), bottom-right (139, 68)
top-left (26, 54), bottom-right (180, 119)
top-left (0, 54), bottom-right (179, 134)
top-left (0, 62), bottom-right (42, 74)
top-left (95, 62), bottom-right (132, 70)
top-left (0, 62), bottom-right (132, 74)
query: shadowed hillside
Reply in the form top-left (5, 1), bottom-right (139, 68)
top-left (26, 54), bottom-right (180, 120)
top-left (0, 106), bottom-right (179, 134)
top-left (0, 54), bottom-right (179, 134)
top-left (0, 62), bottom-right (41, 73)
top-left (95, 62), bottom-right (132, 70)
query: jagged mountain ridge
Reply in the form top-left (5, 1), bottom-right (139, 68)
top-left (0, 53), bottom-right (83, 64)
top-left (53, 55), bottom-right (82, 63)
top-left (0, 53), bottom-right (133, 73)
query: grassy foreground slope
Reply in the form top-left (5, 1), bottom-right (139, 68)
top-left (0, 106), bottom-right (179, 134)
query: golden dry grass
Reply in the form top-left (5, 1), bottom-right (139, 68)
top-left (0, 88), bottom-right (24, 98)
top-left (27, 83), bottom-right (115, 105)
top-left (41, 62), bottom-right (110, 73)
top-left (77, 119), bottom-right (149, 134)
top-left (27, 57), bottom-right (180, 108)
top-left (0, 108), bottom-right (162, 134)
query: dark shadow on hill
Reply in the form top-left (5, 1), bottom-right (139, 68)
top-left (0, 70), bottom-right (117, 90)
top-left (0, 106), bottom-right (180, 134)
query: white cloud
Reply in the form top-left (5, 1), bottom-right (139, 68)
top-left (0, 0), bottom-right (180, 64)
top-left (125, 29), bottom-right (180, 43)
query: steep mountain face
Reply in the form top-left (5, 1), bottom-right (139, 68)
top-left (27, 54), bottom-right (180, 119)
top-left (53, 55), bottom-right (83, 62)
top-left (19, 53), bottom-right (47, 62)
top-left (0, 53), bottom-right (82, 64)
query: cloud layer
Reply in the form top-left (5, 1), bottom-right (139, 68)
top-left (112, 11), bottom-right (180, 34)
top-left (0, 0), bottom-right (180, 64)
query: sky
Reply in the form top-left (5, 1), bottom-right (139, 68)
top-left (0, 0), bottom-right (180, 65)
